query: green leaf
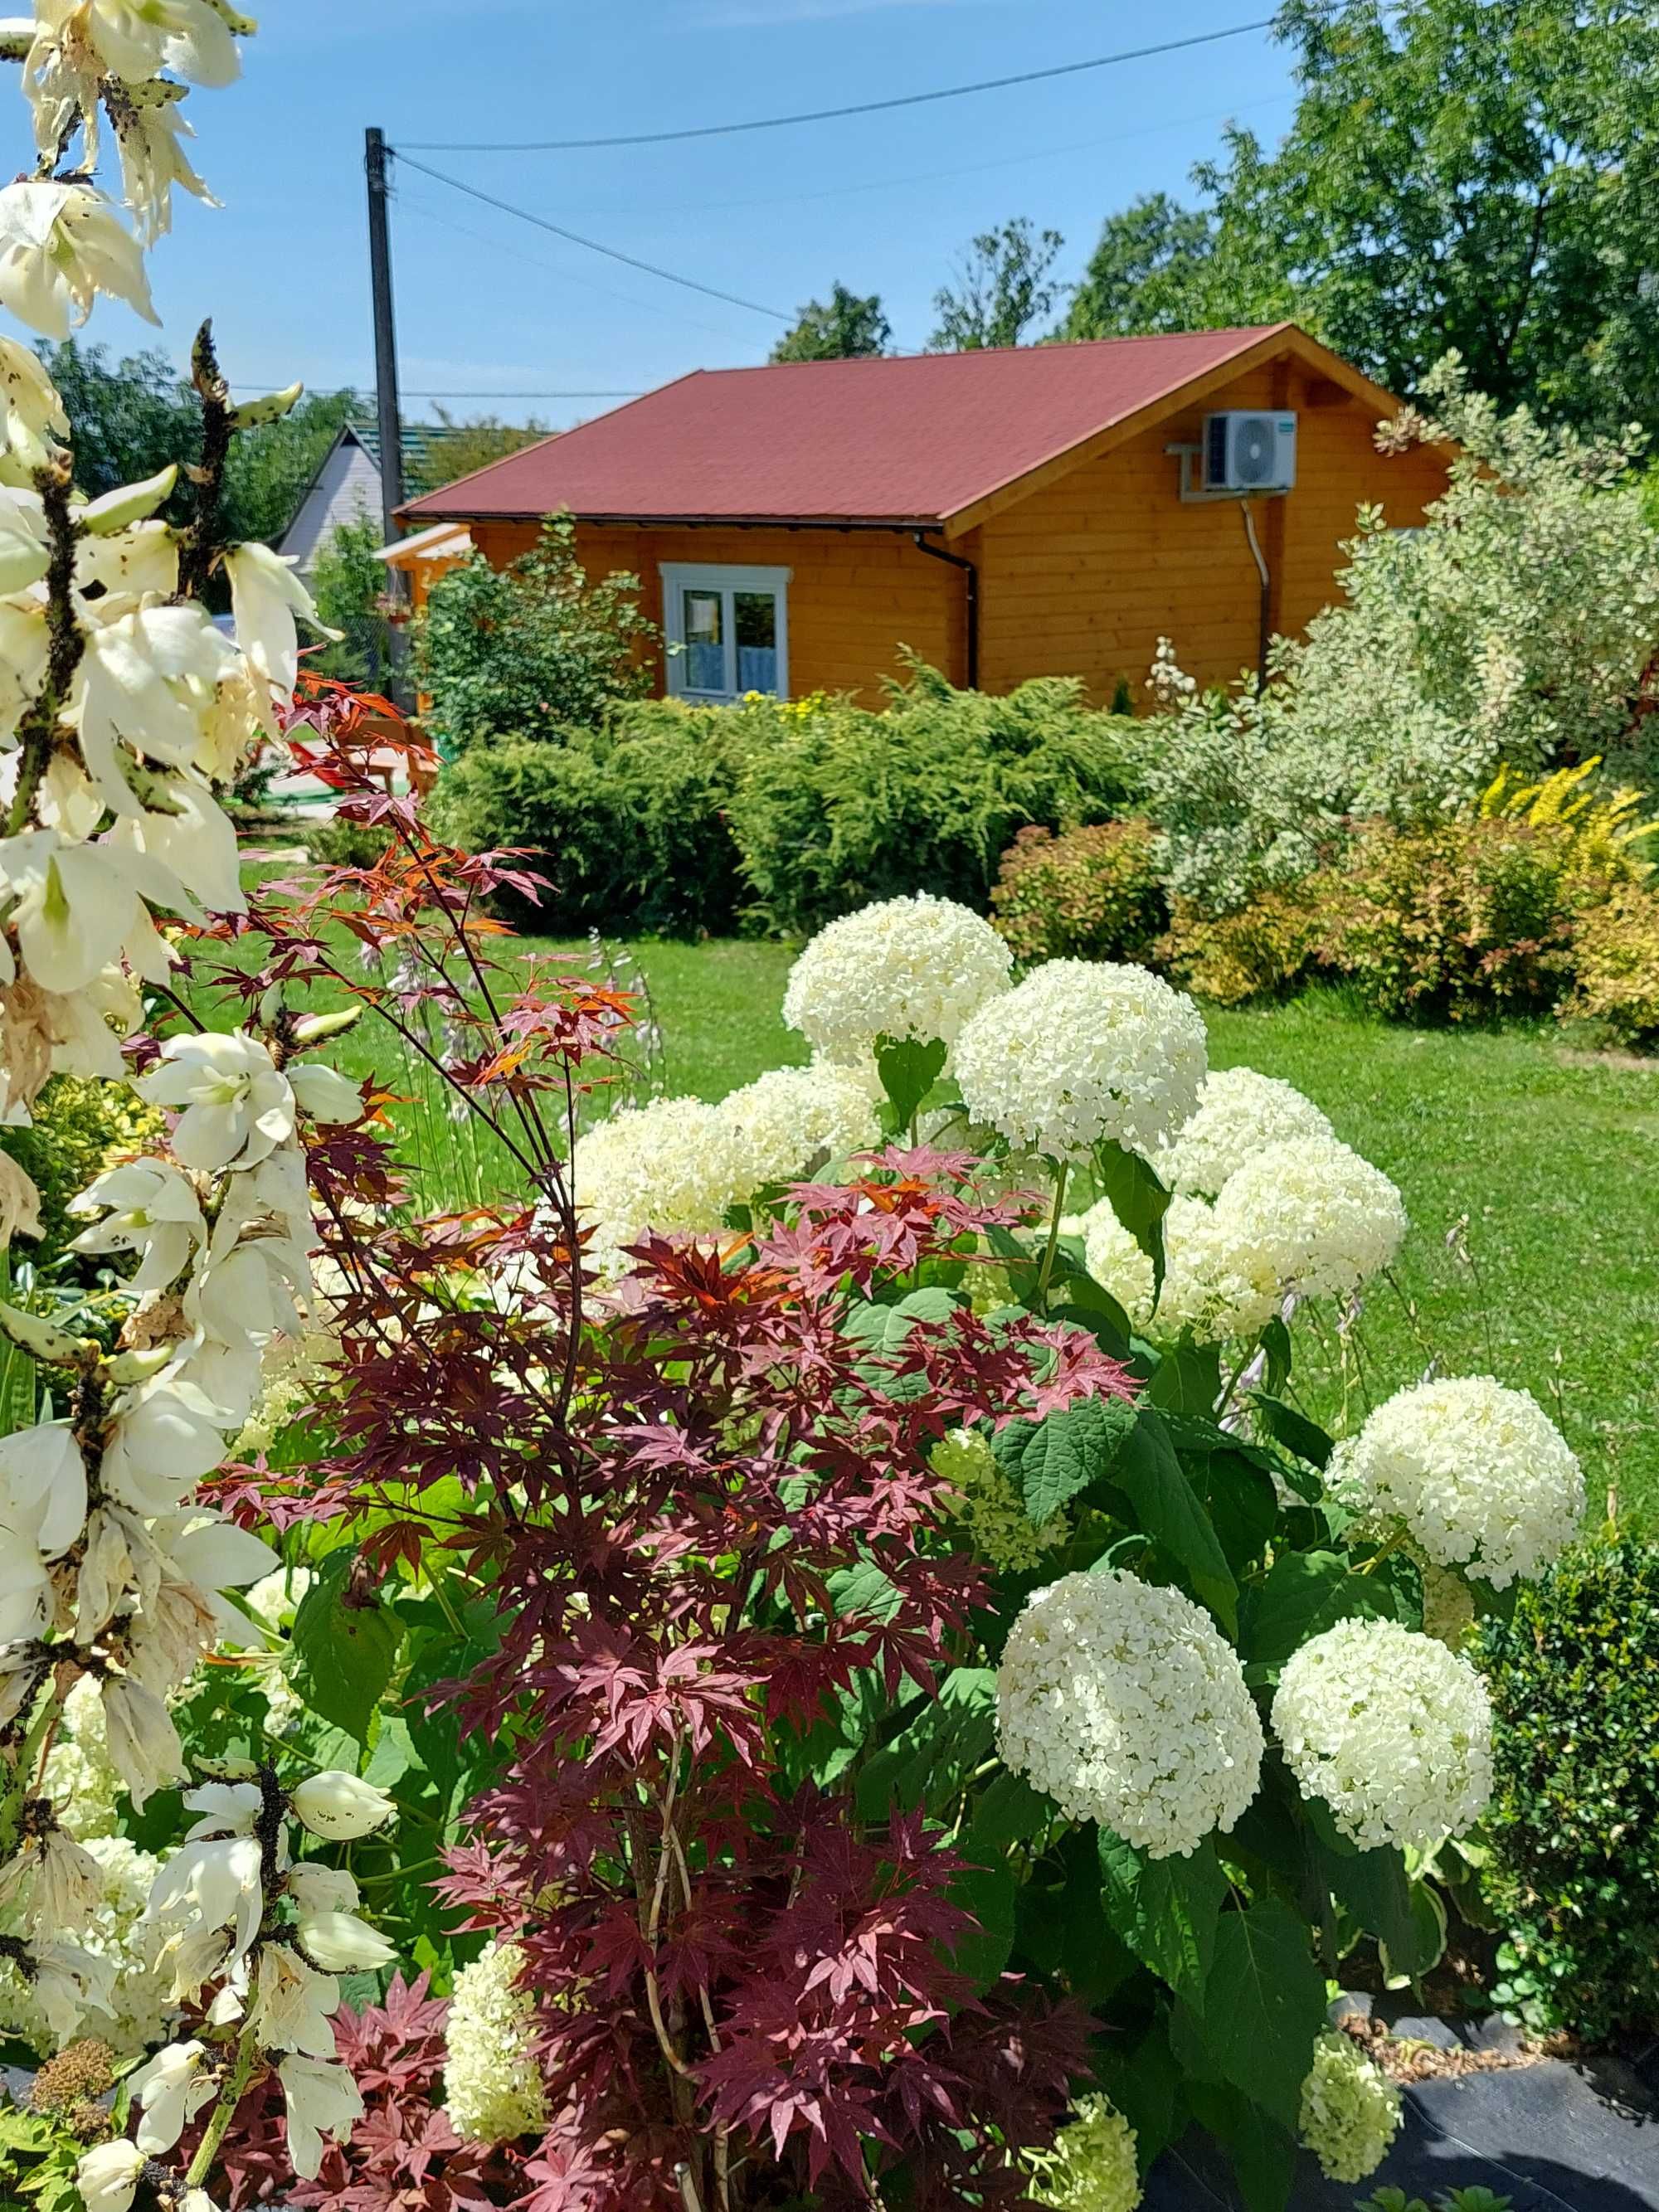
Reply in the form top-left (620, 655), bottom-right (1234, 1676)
top-left (1089, 2019), bottom-right (1185, 2171)
top-left (1251, 1393), bottom-right (1333, 1472)
top-left (1146, 1338), bottom-right (1223, 1416)
top-left (1093, 1139), bottom-right (1171, 1289)
top-left (1190, 1443), bottom-right (1279, 1575)
top-left (1097, 1830), bottom-right (1227, 2009)
top-left (1238, 1550), bottom-right (1391, 1669)
top-left (1185, 2079), bottom-right (1298, 2212)
top-left (290, 1553), bottom-right (403, 1745)
top-left (1258, 1317), bottom-right (1293, 1398)
top-left (825, 1558), bottom-right (903, 1625)
top-left (946, 1860), bottom-right (1017, 1992)
top-left (990, 1393), bottom-right (1140, 1527)
top-left (854, 1667), bottom-right (996, 1820)
top-left (841, 1285), bottom-right (961, 1357)
top-left (874, 1034), bottom-right (949, 1132)
top-left (1196, 1897), bottom-right (1328, 2130)
top-left (1109, 1409), bottom-right (1237, 1630)
top-left (966, 1769), bottom-right (1051, 1858)
top-left (1379, 1881), bottom-right (1448, 1986)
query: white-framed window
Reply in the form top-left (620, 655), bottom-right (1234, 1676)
top-left (660, 562), bottom-right (791, 702)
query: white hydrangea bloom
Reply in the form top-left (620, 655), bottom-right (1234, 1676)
top-left (713, 1061), bottom-right (880, 1189)
top-left (1416, 1554), bottom-right (1477, 1650)
top-left (955, 960), bottom-right (1208, 1163)
top-left (443, 1939), bottom-right (549, 2145)
top-left (1272, 1617), bottom-right (1493, 1851)
top-left (1336, 1376), bottom-right (1584, 1590)
top-left (1213, 1136), bottom-right (1406, 1302)
top-left (1025, 2092), bottom-right (1141, 2212)
top-left (1153, 1194), bottom-right (1283, 1343)
top-left (1297, 2028), bottom-right (1402, 2184)
top-left (781, 893), bottom-right (1012, 1066)
top-left (1155, 1066), bottom-right (1335, 1199)
top-left (996, 1569), bottom-right (1262, 1860)
top-left (572, 1094), bottom-right (752, 1274)
top-left (1077, 1198), bottom-right (1156, 1328)
top-left (41, 1674), bottom-right (124, 1839)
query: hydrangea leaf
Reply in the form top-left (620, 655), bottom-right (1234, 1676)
top-left (1251, 1390), bottom-right (1334, 1473)
top-left (1195, 1898), bottom-right (1328, 2131)
top-left (990, 1393), bottom-right (1140, 1527)
top-left (873, 1033), bottom-right (949, 1134)
top-left (1097, 1829), bottom-right (1227, 2010)
top-left (854, 1665), bottom-right (996, 1819)
top-left (291, 1551), bottom-right (403, 1746)
top-left (1184, 2078), bottom-right (1299, 2212)
top-left (1094, 1137), bottom-right (1171, 1292)
top-left (1107, 1409), bottom-right (1238, 1631)
top-left (1237, 1549), bottom-right (1394, 1670)
top-left (946, 1859), bottom-right (1017, 1993)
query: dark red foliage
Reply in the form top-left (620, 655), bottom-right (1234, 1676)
top-left (215, 1974), bottom-right (521, 2212)
top-left (212, 699), bottom-right (1131, 2211)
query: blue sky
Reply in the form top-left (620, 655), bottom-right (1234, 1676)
top-left (90, 0), bottom-right (1299, 430)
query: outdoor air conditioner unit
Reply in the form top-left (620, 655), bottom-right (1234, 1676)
top-left (1204, 410), bottom-right (1297, 492)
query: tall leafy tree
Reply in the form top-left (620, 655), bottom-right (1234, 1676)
top-left (771, 281), bottom-right (892, 362)
top-left (930, 217), bottom-right (1065, 351)
top-left (1068, 0), bottom-right (1659, 434)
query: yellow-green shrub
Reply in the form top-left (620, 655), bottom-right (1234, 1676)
top-left (990, 818), bottom-right (1164, 965)
top-left (2, 1078), bottom-right (165, 1268)
top-left (1565, 883), bottom-right (1659, 1041)
top-left (1157, 887), bottom-right (1326, 1006)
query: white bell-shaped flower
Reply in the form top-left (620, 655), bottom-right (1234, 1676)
top-left (278, 2052), bottom-right (364, 2180)
top-left (289, 1059), bottom-right (363, 1126)
top-left (68, 1157), bottom-right (207, 1292)
top-left (74, 2138), bottom-right (144, 2212)
top-left (0, 828), bottom-right (196, 996)
top-left (290, 1769), bottom-right (396, 1842)
top-left (0, 1820), bottom-right (101, 1932)
top-left (100, 1374), bottom-right (229, 1516)
top-left (0, 180), bottom-right (157, 337)
top-left (137, 1028), bottom-right (296, 1173)
top-left (146, 1829), bottom-right (265, 1965)
top-left (287, 1863), bottom-right (396, 1973)
top-left (0, 481), bottom-right (48, 593)
top-left (0, 1420), bottom-right (86, 1556)
top-left (226, 542), bottom-right (337, 707)
top-left (29, 1936), bottom-right (116, 2043)
top-left (249, 1940), bottom-right (339, 2056)
top-left (131, 2037), bottom-right (216, 2156)
top-left (0, 335), bottom-right (68, 484)
top-left (100, 1673), bottom-right (187, 1808)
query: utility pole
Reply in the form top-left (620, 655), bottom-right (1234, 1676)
top-left (365, 126), bottom-right (408, 693)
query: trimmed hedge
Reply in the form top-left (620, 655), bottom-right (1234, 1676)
top-left (425, 664), bottom-right (1141, 939)
top-left (1477, 1543), bottom-right (1659, 2041)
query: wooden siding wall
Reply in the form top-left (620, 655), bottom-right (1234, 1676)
top-left (469, 520), bottom-right (960, 708)
top-left (975, 360), bottom-right (1449, 700)
top-left (463, 356), bottom-right (1449, 707)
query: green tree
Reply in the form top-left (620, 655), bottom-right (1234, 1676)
top-left (406, 408), bottom-right (547, 498)
top-left (771, 282), bottom-right (892, 362)
top-left (930, 218), bottom-right (1066, 352)
top-left (36, 337), bottom-right (358, 547)
top-left (311, 514), bottom-right (390, 688)
top-left (414, 511), bottom-right (659, 753)
top-left (1068, 0), bottom-right (1659, 434)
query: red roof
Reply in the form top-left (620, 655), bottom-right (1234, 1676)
top-left (402, 325), bottom-right (1312, 528)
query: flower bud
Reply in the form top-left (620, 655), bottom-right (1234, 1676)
top-left (288, 1062), bottom-right (363, 1124)
top-left (80, 464), bottom-right (178, 535)
top-left (294, 1904), bottom-right (396, 1973)
top-left (228, 380), bottom-right (302, 430)
top-left (292, 1005), bottom-right (363, 1045)
top-left (289, 1770), bottom-right (396, 1841)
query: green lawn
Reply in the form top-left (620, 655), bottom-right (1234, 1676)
top-left (195, 916), bottom-right (1659, 1531)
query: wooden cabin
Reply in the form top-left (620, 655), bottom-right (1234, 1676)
top-left (396, 324), bottom-right (1450, 707)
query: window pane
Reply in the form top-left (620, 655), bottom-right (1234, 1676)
top-left (682, 588), bottom-right (725, 693)
top-left (733, 590), bottom-right (778, 694)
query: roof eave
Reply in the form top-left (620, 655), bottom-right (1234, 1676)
top-left (392, 507), bottom-right (946, 532)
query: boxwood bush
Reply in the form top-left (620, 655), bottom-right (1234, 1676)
top-left (425, 664), bottom-right (1141, 938)
top-left (1476, 1541), bottom-right (1659, 2041)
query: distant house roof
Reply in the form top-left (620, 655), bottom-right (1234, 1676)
top-left (401, 324), bottom-right (1397, 537)
top-left (353, 416), bottom-right (470, 486)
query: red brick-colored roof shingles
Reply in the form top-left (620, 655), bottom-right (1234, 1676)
top-left (402, 325), bottom-right (1296, 527)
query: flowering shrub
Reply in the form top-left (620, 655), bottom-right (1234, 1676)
top-left (1141, 356), bottom-right (1659, 912)
top-left (1156, 887), bottom-right (1324, 1006)
top-left (990, 818), bottom-right (1165, 966)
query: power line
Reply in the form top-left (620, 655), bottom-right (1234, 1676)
top-left (390, 150), bottom-right (791, 321)
top-left (399, 19), bottom-right (1277, 154)
top-left (226, 382), bottom-right (642, 399)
